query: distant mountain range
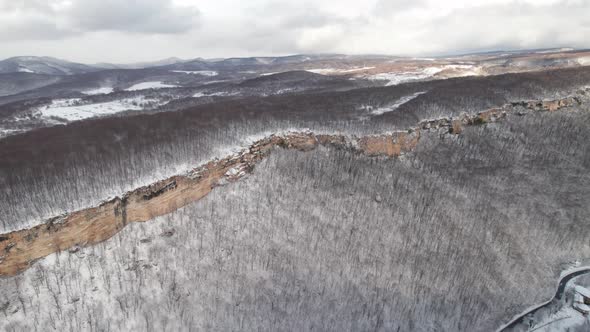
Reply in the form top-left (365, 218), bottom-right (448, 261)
top-left (94, 57), bottom-right (190, 70)
top-left (0, 56), bottom-right (196, 75)
top-left (1, 49), bottom-right (583, 76)
top-left (0, 54), bottom-right (358, 75)
top-left (0, 56), bottom-right (101, 75)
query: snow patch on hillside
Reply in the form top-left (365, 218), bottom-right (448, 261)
top-left (126, 81), bottom-right (179, 91)
top-left (171, 70), bottom-right (218, 76)
top-left (536, 48), bottom-right (574, 54)
top-left (365, 64), bottom-right (482, 86)
top-left (306, 67), bottom-right (375, 75)
top-left (82, 87), bottom-right (114, 95)
top-left (17, 67), bottom-right (35, 73)
top-left (37, 97), bottom-right (161, 121)
top-left (275, 88), bottom-right (295, 94)
top-left (368, 67), bottom-right (444, 86)
top-left (524, 306), bottom-right (588, 331)
top-left (193, 91), bottom-right (238, 98)
top-left (0, 128), bottom-right (22, 138)
top-left (359, 91), bottom-right (426, 115)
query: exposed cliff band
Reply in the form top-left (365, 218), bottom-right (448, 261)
top-left (0, 91), bottom-right (586, 276)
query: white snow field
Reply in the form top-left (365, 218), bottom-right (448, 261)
top-left (193, 91), bottom-right (238, 98)
top-left (38, 97), bottom-right (161, 121)
top-left (306, 67), bottom-right (375, 75)
top-left (368, 67), bottom-right (445, 86)
top-left (0, 128), bottom-right (21, 138)
top-left (82, 87), bottom-right (114, 95)
top-left (365, 64), bottom-right (485, 86)
top-left (171, 70), bottom-right (218, 76)
top-left (17, 67), bottom-right (35, 73)
top-left (359, 91), bottom-right (427, 116)
top-left (125, 81), bottom-right (179, 91)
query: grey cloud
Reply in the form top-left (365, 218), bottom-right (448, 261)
top-left (0, 0), bottom-right (55, 11)
top-left (65, 0), bottom-right (200, 34)
top-left (0, 3), bottom-right (71, 41)
top-left (281, 10), bottom-right (336, 29)
top-left (0, 0), bottom-right (199, 42)
top-left (408, 0), bottom-right (590, 54)
top-left (213, 2), bottom-right (363, 54)
top-left (1, 0), bottom-right (590, 62)
top-left (249, 2), bottom-right (351, 30)
top-left (373, 0), bottom-right (426, 16)
top-left (0, 19), bottom-right (73, 41)
top-left (189, 4), bottom-right (339, 55)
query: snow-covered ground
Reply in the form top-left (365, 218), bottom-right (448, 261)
top-left (126, 81), bottom-right (179, 91)
top-left (359, 91), bottom-right (426, 116)
top-left (368, 67), bottom-right (445, 86)
top-left (366, 65), bottom-right (482, 86)
top-left (525, 305), bottom-right (589, 331)
top-left (193, 91), bottom-right (238, 98)
top-left (37, 96), bottom-right (161, 121)
top-left (443, 64), bottom-right (483, 77)
top-left (444, 64), bottom-right (476, 71)
top-left (306, 67), bottom-right (375, 75)
top-left (275, 88), bottom-right (296, 95)
top-left (17, 67), bottom-right (35, 73)
top-left (0, 128), bottom-right (22, 138)
top-left (496, 267), bottom-right (590, 332)
top-left (536, 48), bottom-right (574, 54)
top-left (82, 87), bottom-right (114, 95)
top-left (171, 70), bottom-right (218, 76)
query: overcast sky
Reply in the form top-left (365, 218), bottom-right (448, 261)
top-left (1, 0), bottom-right (589, 63)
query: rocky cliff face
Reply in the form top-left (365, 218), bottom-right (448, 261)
top-left (0, 62), bottom-right (589, 332)
top-left (0, 93), bottom-right (589, 331)
top-left (3, 67), bottom-right (590, 235)
top-left (0, 90), bottom-right (587, 277)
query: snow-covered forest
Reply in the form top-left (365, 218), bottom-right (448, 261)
top-left (1, 98), bottom-right (589, 330)
top-left (1, 67), bottom-right (590, 232)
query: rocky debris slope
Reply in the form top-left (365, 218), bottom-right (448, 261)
top-left (0, 90), bottom-right (587, 276)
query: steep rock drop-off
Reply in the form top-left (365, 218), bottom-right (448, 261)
top-left (0, 90), bottom-right (587, 277)
top-left (4, 67), bottom-right (590, 234)
top-left (0, 96), bottom-right (589, 331)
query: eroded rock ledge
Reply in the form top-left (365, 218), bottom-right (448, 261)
top-left (0, 90), bottom-right (587, 276)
